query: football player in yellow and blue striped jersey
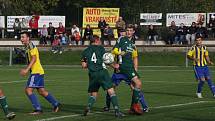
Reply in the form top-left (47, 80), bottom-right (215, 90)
top-left (187, 36), bottom-right (215, 98)
top-left (20, 32), bottom-right (60, 115)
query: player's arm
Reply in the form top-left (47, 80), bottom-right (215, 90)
top-left (132, 49), bottom-right (138, 71)
top-left (20, 55), bottom-right (36, 76)
top-left (205, 50), bottom-right (214, 65)
top-left (187, 47), bottom-right (199, 63)
top-left (81, 57), bottom-right (88, 69)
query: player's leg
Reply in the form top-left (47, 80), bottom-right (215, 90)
top-left (84, 92), bottom-right (98, 116)
top-left (104, 73), bottom-right (123, 111)
top-left (194, 66), bottom-right (205, 98)
top-left (102, 70), bottom-right (124, 117)
top-left (131, 76), bottom-right (143, 114)
top-left (37, 88), bottom-right (60, 112)
top-left (0, 89), bottom-right (16, 120)
top-left (26, 74), bottom-right (43, 114)
top-left (204, 67), bottom-right (215, 96)
top-left (25, 87), bottom-right (42, 114)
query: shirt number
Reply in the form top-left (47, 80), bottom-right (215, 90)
top-left (91, 52), bottom-right (97, 63)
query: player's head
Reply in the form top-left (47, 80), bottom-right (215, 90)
top-left (126, 24), bottom-right (135, 38)
top-left (91, 35), bottom-right (101, 45)
top-left (195, 36), bottom-right (203, 46)
top-left (20, 31), bottom-right (30, 45)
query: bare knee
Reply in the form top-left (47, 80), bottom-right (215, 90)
top-left (0, 89), bottom-right (4, 97)
top-left (37, 88), bottom-right (48, 97)
top-left (132, 77), bottom-right (142, 88)
top-left (107, 88), bottom-right (115, 96)
top-left (25, 88), bottom-right (33, 95)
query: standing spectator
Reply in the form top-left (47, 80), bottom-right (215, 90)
top-left (29, 15), bottom-right (40, 38)
top-left (83, 24), bottom-right (93, 45)
top-left (134, 24), bottom-right (141, 40)
top-left (21, 18), bottom-right (28, 31)
top-left (103, 24), bottom-right (114, 46)
top-left (175, 23), bottom-right (187, 45)
top-left (115, 17), bottom-right (126, 38)
top-left (71, 24), bottom-right (80, 45)
top-left (186, 22), bottom-right (197, 45)
top-left (39, 24), bottom-right (48, 45)
top-left (209, 16), bottom-right (215, 38)
top-left (98, 18), bottom-right (107, 44)
top-left (196, 24), bottom-right (207, 38)
top-left (56, 22), bottom-right (65, 35)
top-left (147, 24), bottom-right (158, 45)
top-left (13, 18), bottom-right (21, 39)
top-left (167, 21), bottom-right (177, 45)
top-left (47, 22), bottom-right (55, 45)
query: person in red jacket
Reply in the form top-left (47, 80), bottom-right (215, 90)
top-left (56, 22), bottom-right (65, 35)
top-left (29, 15), bottom-right (40, 38)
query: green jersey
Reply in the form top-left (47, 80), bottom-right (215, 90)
top-left (114, 36), bottom-right (136, 69)
top-left (81, 45), bottom-right (106, 72)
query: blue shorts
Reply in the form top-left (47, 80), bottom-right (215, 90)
top-left (194, 66), bottom-right (210, 80)
top-left (112, 73), bottom-right (131, 86)
top-left (26, 74), bottom-right (44, 88)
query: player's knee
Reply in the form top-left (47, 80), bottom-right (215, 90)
top-left (200, 78), bottom-right (206, 81)
top-left (0, 89), bottom-right (4, 96)
top-left (25, 88), bottom-right (33, 95)
top-left (37, 89), bottom-right (48, 96)
top-left (107, 88), bottom-right (115, 95)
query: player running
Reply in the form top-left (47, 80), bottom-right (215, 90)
top-left (81, 35), bottom-right (124, 117)
top-left (20, 31), bottom-right (60, 115)
top-left (187, 36), bottom-right (215, 98)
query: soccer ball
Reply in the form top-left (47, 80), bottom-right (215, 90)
top-left (103, 53), bottom-right (114, 64)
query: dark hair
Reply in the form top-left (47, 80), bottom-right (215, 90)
top-left (91, 35), bottom-right (100, 43)
top-left (20, 31), bottom-right (30, 37)
top-left (126, 24), bottom-right (135, 30)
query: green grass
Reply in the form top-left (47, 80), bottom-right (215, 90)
top-left (0, 66), bottom-right (215, 121)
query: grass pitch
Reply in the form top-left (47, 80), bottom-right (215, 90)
top-left (0, 66), bottom-right (215, 121)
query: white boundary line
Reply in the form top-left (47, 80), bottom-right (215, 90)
top-left (34, 101), bottom-right (214, 121)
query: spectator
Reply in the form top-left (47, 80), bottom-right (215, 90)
top-left (39, 24), bottom-right (48, 45)
top-left (29, 15), bottom-right (39, 38)
top-left (21, 18), bottom-right (28, 31)
top-left (13, 18), bottom-right (21, 39)
top-left (134, 24), bottom-right (141, 39)
top-left (71, 24), bottom-right (80, 45)
top-left (60, 33), bottom-right (68, 45)
top-left (103, 24), bottom-right (114, 46)
top-left (167, 21), bottom-right (177, 45)
top-left (56, 22), bottom-right (65, 35)
top-left (83, 24), bottom-right (93, 45)
top-left (98, 18), bottom-right (107, 44)
top-left (209, 15), bottom-right (215, 38)
top-left (52, 36), bottom-right (61, 54)
top-left (175, 23), bottom-right (186, 45)
top-left (186, 22), bottom-right (197, 45)
top-left (115, 17), bottom-right (126, 38)
top-left (47, 22), bottom-right (55, 45)
top-left (73, 30), bottom-right (81, 45)
top-left (147, 24), bottom-right (158, 45)
top-left (196, 24), bottom-right (207, 38)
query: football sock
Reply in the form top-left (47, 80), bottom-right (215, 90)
top-left (110, 94), bottom-right (119, 112)
top-left (197, 80), bottom-right (204, 93)
top-left (87, 96), bottom-right (96, 109)
top-left (44, 93), bottom-right (59, 107)
top-left (27, 94), bottom-right (42, 111)
top-left (0, 96), bottom-right (9, 115)
top-left (105, 92), bottom-right (111, 108)
top-left (139, 91), bottom-right (148, 109)
top-left (206, 79), bottom-right (215, 95)
top-left (132, 88), bottom-right (141, 104)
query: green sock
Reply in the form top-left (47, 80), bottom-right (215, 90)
top-left (110, 94), bottom-right (119, 112)
top-left (132, 88), bottom-right (140, 104)
top-left (87, 96), bottom-right (96, 109)
top-left (0, 96), bottom-right (9, 115)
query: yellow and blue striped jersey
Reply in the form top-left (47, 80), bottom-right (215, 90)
top-left (25, 42), bottom-right (44, 74)
top-left (187, 45), bottom-right (209, 67)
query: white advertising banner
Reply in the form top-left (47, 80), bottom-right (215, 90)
top-left (7, 16), bottom-right (65, 29)
top-left (140, 13), bottom-right (162, 25)
top-left (166, 13), bottom-right (206, 27)
top-left (0, 16), bottom-right (5, 28)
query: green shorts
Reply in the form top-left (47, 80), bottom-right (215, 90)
top-left (119, 67), bottom-right (140, 80)
top-left (88, 69), bottom-right (113, 93)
